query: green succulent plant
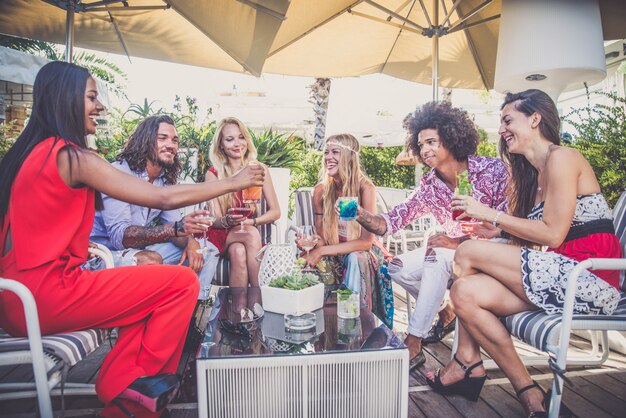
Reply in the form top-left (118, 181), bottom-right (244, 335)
top-left (268, 271), bottom-right (320, 290)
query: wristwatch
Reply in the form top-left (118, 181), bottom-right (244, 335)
top-left (174, 220), bottom-right (186, 236)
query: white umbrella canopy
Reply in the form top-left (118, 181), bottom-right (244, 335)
top-left (264, 0), bottom-right (499, 90)
top-left (263, 0), bottom-right (626, 92)
top-left (0, 0), bottom-right (290, 76)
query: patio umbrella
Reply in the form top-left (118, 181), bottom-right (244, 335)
top-left (262, 0), bottom-right (626, 98)
top-left (0, 0), bottom-right (290, 76)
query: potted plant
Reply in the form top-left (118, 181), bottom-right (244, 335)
top-left (260, 259), bottom-right (324, 315)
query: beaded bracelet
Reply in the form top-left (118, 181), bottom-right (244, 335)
top-left (492, 210), bottom-right (504, 227)
top-left (221, 216), bottom-right (230, 229)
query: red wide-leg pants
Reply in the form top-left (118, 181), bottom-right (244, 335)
top-left (0, 255), bottom-right (199, 417)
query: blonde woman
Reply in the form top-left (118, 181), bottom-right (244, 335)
top-left (205, 117), bottom-right (280, 287)
top-left (303, 134), bottom-right (388, 320)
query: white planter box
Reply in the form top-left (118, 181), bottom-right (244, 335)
top-left (261, 283), bottom-right (324, 315)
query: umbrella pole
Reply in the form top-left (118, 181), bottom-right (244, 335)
top-left (64, 0), bottom-right (76, 63)
top-left (431, 1), bottom-right (439, 101)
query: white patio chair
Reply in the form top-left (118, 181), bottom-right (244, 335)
top-left (0, 243), bottom-right (114, 418)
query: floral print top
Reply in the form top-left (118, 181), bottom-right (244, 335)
top-left (381, 155), bottom-right (509, 238)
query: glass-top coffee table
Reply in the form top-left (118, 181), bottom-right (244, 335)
top-left (196, 287), bottom-right (409, 418)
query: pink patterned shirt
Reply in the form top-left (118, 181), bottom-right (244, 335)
top-left (382, 156), bottom-right (509, 238)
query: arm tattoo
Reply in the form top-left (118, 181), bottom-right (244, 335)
top-left (122, 224), bottom-right (174, 249)
top-left (357, 210), bottom-right (388, 235)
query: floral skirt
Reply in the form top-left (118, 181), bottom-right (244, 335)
top-left (520, 247), bottom-right (620, 315)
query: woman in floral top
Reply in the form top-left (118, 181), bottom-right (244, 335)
top-left (355, 101), bottom-right (508, 370)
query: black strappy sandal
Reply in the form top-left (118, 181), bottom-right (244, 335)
top-left (426, 354), bottom-right (487, 401)
top-left (516, 382), bottom-right (572, 418)
top-left (517, 382), bottom-right (547, 418)
top-left (423, 317), bottom-right (456, 345)
top-left (409, 349), bottom-right (426, 371)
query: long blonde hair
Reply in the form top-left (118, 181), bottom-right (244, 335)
top-left (209, 117), bottom-right (258, 214)
top-left (320, 134), bottom-right (369, 245)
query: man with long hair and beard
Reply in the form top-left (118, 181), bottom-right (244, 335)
top-left (90, 115), bottom-right (219, 298)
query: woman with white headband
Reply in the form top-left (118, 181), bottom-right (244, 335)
top-left (298, 134), bottom-right (390, 324)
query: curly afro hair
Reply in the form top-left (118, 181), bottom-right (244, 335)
top-left (404, 101), bottom-right (479, 164)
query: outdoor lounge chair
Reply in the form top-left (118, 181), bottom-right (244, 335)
top-left (451, 190), bottom-right (626, 418)
top-left (0, 243), bottom-right (114, 418)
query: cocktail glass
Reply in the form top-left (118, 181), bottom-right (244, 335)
top-left (337, 290), bottom-right (360, 319)
top-left (228, 204), bottom-right (256, 234)
top-left (337, 197), bottom-right (358, 221)
top-left (452, 170), bottom-right (472, 220)
top-left (195, 201), bottom-right (215, 255)
top-left (242, 185), bottom-right (262, 204)
top-left (297, 225), bottom-right (319, 271)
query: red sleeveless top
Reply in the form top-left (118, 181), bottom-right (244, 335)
top-left (202, 167), bottom-right (244, 252)
top-left (1, 137), bottom-right (94, 277)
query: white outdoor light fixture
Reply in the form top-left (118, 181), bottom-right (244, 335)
top-left (495, 0), bottom-right (606, 101)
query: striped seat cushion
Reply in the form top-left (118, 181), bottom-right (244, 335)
top-left (0, 328), bottom-right (108, 368)
top-left (295, 188), bottom-right (314, 228)
top-left (502, 292), bottom-right (626, 352)
top-left (213, 258), bottom-right (230, 287)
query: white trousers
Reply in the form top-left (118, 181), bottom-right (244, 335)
top-left (388, 246), bottom-right (455, 338)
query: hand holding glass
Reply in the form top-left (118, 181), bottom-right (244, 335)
top-left (297, 226), bottom-right (319, 271)
top-left (228, 205), bottom-right (256, 234)
top-left (195, 201), bottom-right (216, 255)
top-left (242, 161), bottom-right (263, 204)
top-left (452, 170), bottom-right (472, 220)
top-left (337, 197), bottom-right (358, 221)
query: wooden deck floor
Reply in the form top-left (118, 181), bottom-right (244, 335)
top-left (2, 290), bottom-right (626, 418)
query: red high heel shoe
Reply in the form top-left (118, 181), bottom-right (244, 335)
top-left (117, 373), bottom-right (180, 413)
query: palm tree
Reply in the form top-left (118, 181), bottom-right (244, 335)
top-left (0, 34), bottom-right (127, 99)
top-left (309, 77), bottom-right (331, 150)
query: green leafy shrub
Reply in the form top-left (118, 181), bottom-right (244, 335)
top-left (564, 90), bottom-right (626, 206)
top-left (360, 146), bottom-right (415, 189)
top-left (250, 129), bottom-right (305, 170)
top-left (289, 148), bottom-right (322, 190)
top-left (0, 121), bottom-right (18, 162)
top-left (476, 126), bottom-right (498, 158)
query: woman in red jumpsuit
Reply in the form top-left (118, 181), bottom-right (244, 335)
top-left (0, 62), bottom-right (265, 417)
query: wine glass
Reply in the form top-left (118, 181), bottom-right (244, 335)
top-left (195, 201), bottom-right (216, 255)
top-left (228, 204), bottom-right (256, 234)
top-left (298, 225), bottom-right (319, 271)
